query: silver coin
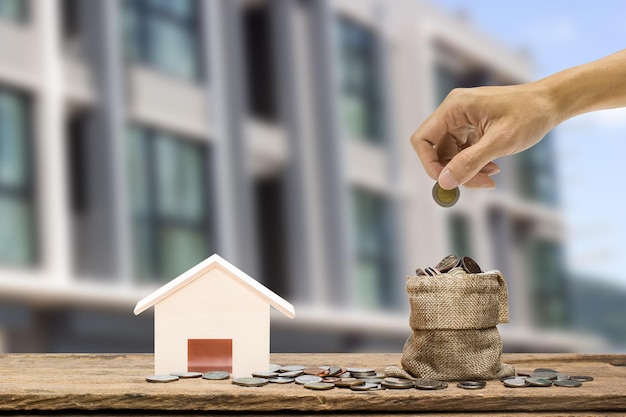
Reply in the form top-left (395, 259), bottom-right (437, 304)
top-left (554, 379), bottom-right (582, 388)
top-left (280, 370), bottom-right (304, 378)
top-left (534, 368), bottom-right (558, 373)
top-left (304, 382), bottom-right (335, 390)
top-left (295, 375), bottom-right (322, 385)
top-left (170, 371), bottom-right (202, 379)
top-left (457, 380), bottom-right (486, 390)
top-left (327, 366), bottom-right (343, 377)
top-left (268, 364), bottom-right (282, 372)
top-left (350, 382), bottom-right (378, 392)
top-left (382, 377), bottom-right (414, 389)
top-left (280, 365), bottom-right (306, 372)
top-left (364, 377), bottom-right (383, 384)
top-left (525, 377), bottom-right (552, 387)
top-left (436, 254), bottom-right (461, 273)
top-left (202, 371), bottom-right (230, 380)
top-left (414, 378), bottom-right (448, 390)
top-left (347, 368), bottom-right (375, 373)
top-left (351, 371), bottom-right (376, 378)
top-left (530, 371), bottom-right (557, 380)
top-left (232, 377), bottom-right (269, 387)
top-left (569, 375), bottom-right (594, 382)
top-left (556, 373), bottom-right (570, 381)
top-left (251, 371), bottom-right (279, 378)
top-left (146, 374), bottom-right (179, 383)
top-left (425, 266), bottom-right (441, 276)
top-left (268, 377), bottom-right (295, 384)
top-left (502, 378), bottom-right (528, 388)
top-left (334, 378), bottom-right (365, 388)
top-left (415, 268), bottom-right (427, 276)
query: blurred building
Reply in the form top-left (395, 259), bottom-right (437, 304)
top-left (0, 0), bottom-right (600, 353)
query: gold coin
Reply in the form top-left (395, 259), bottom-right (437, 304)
top-left (432, 182), bottom-right (460, 207)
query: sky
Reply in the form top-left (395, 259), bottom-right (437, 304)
top-left (432, 0), bottom-right (626, 287)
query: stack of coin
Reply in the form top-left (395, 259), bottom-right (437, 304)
top-left (456, 380), bottom-right (486, 390)
top-left (416, 254), bottom-right (483, 277)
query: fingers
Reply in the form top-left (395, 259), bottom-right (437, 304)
top-left (410, 113), bottom-right (448, 180)
top-left (437, 136), bottom-right (500, 189)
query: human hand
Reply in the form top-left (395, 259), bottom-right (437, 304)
top-left (410, 83), bottom-right (558, 189)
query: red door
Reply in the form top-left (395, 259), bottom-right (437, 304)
top-left (187, 339), bottom-right (233, 373)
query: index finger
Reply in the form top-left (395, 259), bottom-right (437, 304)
top-left (410, 112), bottom-right (448, 180)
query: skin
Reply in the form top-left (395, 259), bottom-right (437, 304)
top-left (411, 49), bottom-right (626, 190)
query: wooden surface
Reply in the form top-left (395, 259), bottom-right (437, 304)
top-left (0, 353), bottom-right (624, 415)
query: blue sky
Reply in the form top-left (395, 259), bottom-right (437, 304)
top-left (432, 0), bottom-right (626, 287)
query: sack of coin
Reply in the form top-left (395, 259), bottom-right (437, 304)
top-left (387, 255), bottom-right (515, 381)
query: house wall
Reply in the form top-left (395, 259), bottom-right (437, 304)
top-left (154, 268), bottom-right (270, 377)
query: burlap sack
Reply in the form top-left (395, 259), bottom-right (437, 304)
top-left (387, 270), bottom-right (514, 381)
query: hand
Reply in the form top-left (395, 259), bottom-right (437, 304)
top-left (410, 83), bottom-right (557, 189)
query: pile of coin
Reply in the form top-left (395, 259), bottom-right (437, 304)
top-left (501, 368), bottom-right (594, 389)
top-left (415, 254), bottom-right (483, 277)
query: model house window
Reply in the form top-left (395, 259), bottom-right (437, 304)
top-left (337, 17), bottom-right (385, 143)
top-left (0, 89), bottom-right (35, 266)
top-left (127, 126), bottom-right (213, 282)
top-left (122, 0), bottom-right (201, 80)
top-left (0, 0), bottom-right (27, 22)
top-left (350, 188), bottom-right (393, 309)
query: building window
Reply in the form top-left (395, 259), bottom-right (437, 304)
top-left (242, 2), bottom-right (278, 121)
top-left (0, 89), bottom-right (35, 266)
top-left (127, 126), bottom-right (213, 282)
top-left (0, 0), bottom-right (27, 22)
top-left (337, 17), bottom-right (385, 143)
top-left (350, 188), bottom-right (394, 309)
top-left (122, 0), bottom-right (201, 81)
top-left (525, 237), bottom-right (568, 327)
top-left (448, 213), bottom-right (473, 257)
top-left (516, 132), bottom-right (559, 206)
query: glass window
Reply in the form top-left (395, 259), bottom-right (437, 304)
top-left (0, 89), bottom-right (35, 265)
top-left (122, 0), bottom-right (201, 81)
top-left (350, 188), bottom-right (394, 309)
top-left (516, 132), bottom-right (559, 206)
top-left (448, 213), bottom-right (473, 257)
top-left (127, 126), bottom-right (213, 282)
top-left (0, 0), bottom-right (27, 22)
top-left (337, 18), bottom-right (385, 143)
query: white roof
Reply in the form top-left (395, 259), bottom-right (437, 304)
top-left (133, 253), bottom-right (295, 318)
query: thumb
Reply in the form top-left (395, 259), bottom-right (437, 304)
top-left (437, 140), bottom-right (497, 189)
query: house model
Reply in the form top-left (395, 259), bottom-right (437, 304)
top-left (134, 254), bottom-right (295, 378)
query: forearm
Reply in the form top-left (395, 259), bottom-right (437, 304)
top-left (536, 49), bottom-right (626, 124)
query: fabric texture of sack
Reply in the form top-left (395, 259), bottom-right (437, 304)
top-left (387, 271), bottom-right (514, 381)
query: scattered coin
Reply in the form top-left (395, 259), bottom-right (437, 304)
top-left (334, 378), bottom-right (365, 388)
top-left (525, 377), bottom-right (552, 387)
top-left (347, 368), bottom-right (375, 374)
top-left (304, 382), bottom-right (335, 390)
top-left (303, 367), bottom-right (328, 376)
top-left (322, 377), bottom-right (342, 383)
top-left (268, 364), bottom-right (282, 372)
top-left (461, 256), bottom-right (482, 273)
top-left (530, 371), bottom-right (557, 380)
top-left (364, 377), bottom-right (384, 384)
top-left (146, 374), bottom-right (179, 383)
top-left (170, 371), bottom-right (202, 379)
top-left (502, 378), bottom-right (528, 388)
top-left (295, 375), bottom-right (323, 385)
top-left (457, 380), bottom-right (486, 390)
top-left (251, 371), bottom-right (279, 378)
top-left (232, 377), bottom-right (269, 387)
top-left (556, 373), bottom-right (570, 381)
top-left (432, 182), bottom-right (460, 207)
top-left (202, 371), bottom-right (230, 380)
top-left (554, 379), bottom-right (583, 388)
top-left (534, 368), bottom-right (559, 373)
top-left (382, 377), bottom-right (414, 389)
top-left (413, 378), bottom-right (448, 390)
top-left (280, 370), bottom-right (304, 378)
top-left (570, 375), bottom-right (594, 382)
top-left (436, 254), bottom-right (461, 273)
top-left (350, 382), bottom-right (379, 391)
top-left (327, 366), bottom-right (344, 377)
top-left (268, 377), bottom-right (294, 384)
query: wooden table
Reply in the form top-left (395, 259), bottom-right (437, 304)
top-left (0, 353), bottom-right (624, 416)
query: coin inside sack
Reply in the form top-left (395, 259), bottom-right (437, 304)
top-left (432, 182), bottom-right (460, 207)
top-left (202, 371), bottom-right (230, 380)
top-left (146, 374), bottom-right (179, 383)
top-left (436, 254), bottom-right (461, 273)
top-left (232, 377), bottom-right (268, 387)
top-left (461, 256), bottom-right (482, 273)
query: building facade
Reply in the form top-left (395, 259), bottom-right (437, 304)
top-left (0, 0), bottom-right (588, 353)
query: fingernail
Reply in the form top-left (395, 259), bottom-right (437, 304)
top-left (438, 169), bottom-right (459, 190)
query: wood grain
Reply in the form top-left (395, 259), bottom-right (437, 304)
top-left (0, 353), bottom-right (624, 414)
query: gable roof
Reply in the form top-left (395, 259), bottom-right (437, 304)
top-left (133, 253), bottom-right (295, 318)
